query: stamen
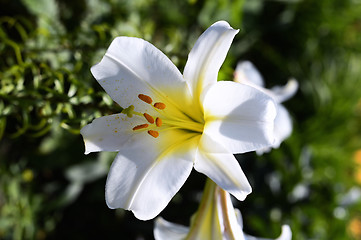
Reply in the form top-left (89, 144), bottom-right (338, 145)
top-left (132, 124), bottom-right (149, 131)
top-left (154, 102), bottom-right (166, 110)
top-left (155, 117), bottom-right (162, 127)
top-left (143, 113), bottom-right (154, 124)
top-left (138, 94), bottom-right (153, 104)
top-left (148, 130), bottom-right (159, 138)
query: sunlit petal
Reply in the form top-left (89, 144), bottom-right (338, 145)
top-left (236, 210), bottom-right (292, 240)
top-left (277, 225), bottom-right (292, 240)
top-left (234, 61), bottom-right (265, 87)
top-left (154, 217), bottom-right (188, 240)
top-left (256, 103), bottom-right (294, 155)
top-left (273, 104), bottom-right (293, 148)
top-left (194, 135), bottom-right (252, 201)
top-left (90, 37), bottom-right (195, 117)
top-left (243, 225), bottom-right (292, 240)
top-left (105, 130), bottom-right (198, 220)
top-left (80, 113), bottom-right (144, 154)
top-left (270, 78), bottom-right (298, 103)
top-left (202, 81), bottom-right (277, 153)
top-left (184, 21), bottom-right (239, 99)
top-left (234, 209), bottom-right (243, 228)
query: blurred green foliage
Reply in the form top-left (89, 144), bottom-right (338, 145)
top-left (0, 0), bottom-right (361, 239)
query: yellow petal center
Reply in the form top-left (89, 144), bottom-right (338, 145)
top-left (125, 93), bottom-right (204, 138)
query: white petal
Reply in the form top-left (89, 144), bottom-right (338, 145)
top-left (235, 209), bottom-right (292, 240)
top-left (234, 61), bottom-right (265, 87)
top-left (91, 37), bottom-right (195, 118)
top-left (154, 217), bottom-right (189, 240)
top-left (273, 104), bottom-right (293, 149)
top-left (105, 130), bottom-right (198, 220)
top-left (194, 135), bottom-right (252, 201)
top-left (243, 225), bottom-right (292, 240)
top-left (202, 81), bottom-right (277, 154)
top-left (80, 113), bottom-right (146, 154)
top-left (234, 208), bottom-right (244, 229)
top-left (183, 21), bottom-right (239, 99)
top-left (277, 225), bottom-right (292, 240)
top-left (270, 78), bottom-right (298, 103)
top-left (255, 104), bottom-right (293, 155)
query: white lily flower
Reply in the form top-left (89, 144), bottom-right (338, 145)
top-left (154, 180), bottom-right (292, 240)
top-left (234, 61), bottom-right (298, 154)
top-left (81, 21), bottom-right (277, 220)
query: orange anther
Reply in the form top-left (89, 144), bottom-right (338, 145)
top-left (138, 94), bottom-right (153, 104)
top-left (143, 113), bottom-right (154, 124)
top-left (132, 124), bottom-right (149, 131)
top-left (148, 130), bottom-right (159, 138)
top-left (155, 117), bottom-right (162, 127)
top-left (154, 102), bottom-right (166, 110)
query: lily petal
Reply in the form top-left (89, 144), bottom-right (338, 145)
top-left (243, 225), bottom-right (292, 240)
top-left (105, 130), bottom-right (198, 220)
top-left (80, 113), bottom-right (145, 154)
top-left (236, 210), bottom-right (292, 240)
top-left (91, 37), bottom-right (194, 117)
top-left (194, 135), bottom-right (252, 201)
top-left (273, 104), bottom-right (293, 148)
top-left (234, 61), bottom-right (265, 87)
top-left (202, 81), bottom-right (277, 154)
top-left (255, 104), bottom-right (293, 155)
top-left (234, 208), bottom-right (244, 228)
top-left (183, 21), bottom-right (239, 99)
top-left (270, 78), bottom-right (298, 103)
top-left (277, 225), bottom-right (292, 240)
top-left (154, 217), bottom-right (188, 240)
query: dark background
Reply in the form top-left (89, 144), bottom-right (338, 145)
top-left (1, 0), bottom-right (361, 239)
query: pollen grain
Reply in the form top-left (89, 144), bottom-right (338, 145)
top-left (138, 94), bottom-right (153, 104)
top-left (154, 102), bottom-right (166, 110)
top-left (155, 117), bottom-right (162, 127)
top-left (143, 113), bottom-right (155, 124)
top-left (148, 130), bottom-right (159, 138)
top-left (132, 124), bottom-right (149, 131)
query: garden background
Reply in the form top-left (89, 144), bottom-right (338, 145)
top-left (1, 0), bottom-right (361, 239)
